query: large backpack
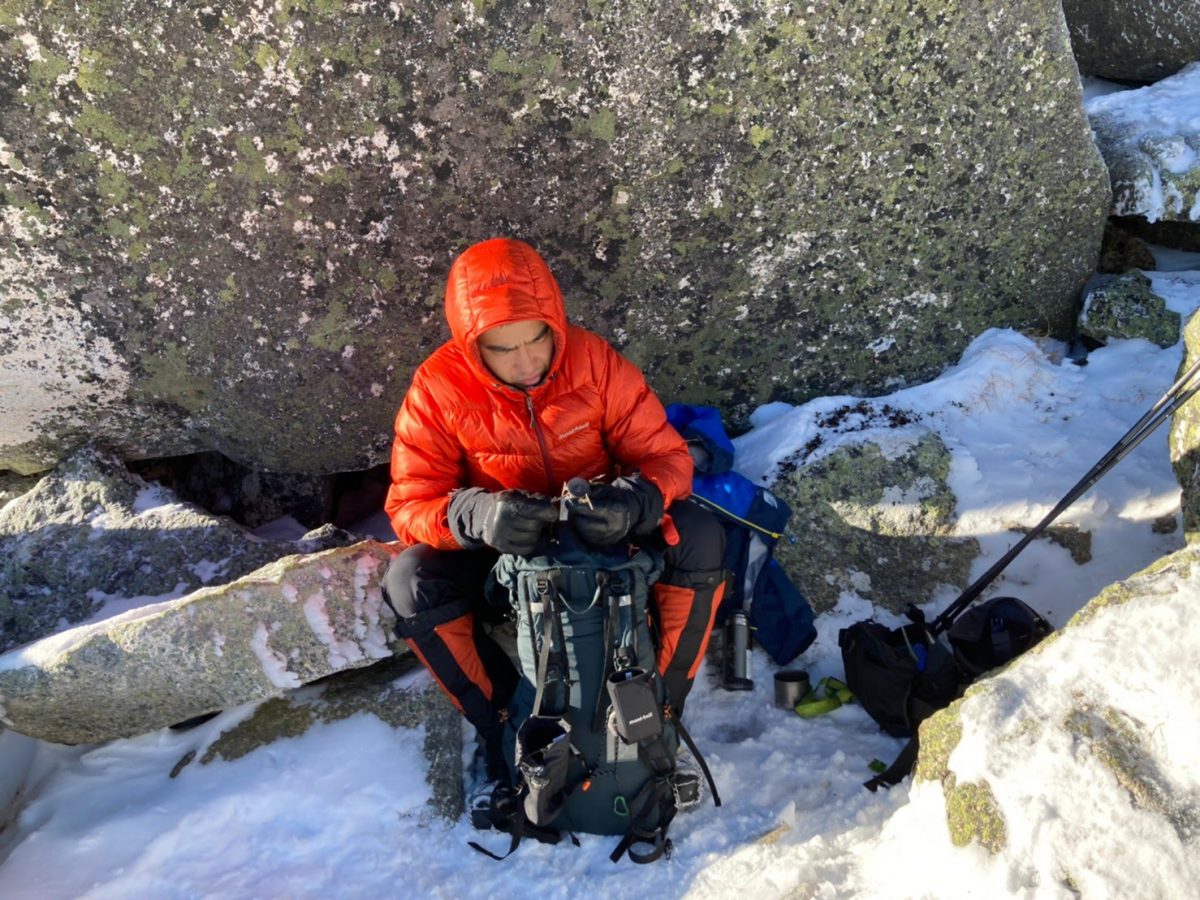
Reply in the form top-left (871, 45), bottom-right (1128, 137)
top-left (487, 532), bottom-right (719, 863)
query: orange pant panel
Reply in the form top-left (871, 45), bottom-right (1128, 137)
top-left (433, 614), bottom-right (495, 703)
top-left (653, 579), bottom-right (723, 679)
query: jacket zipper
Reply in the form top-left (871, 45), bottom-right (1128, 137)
top-left (525, 392), bottom-right (557, 495)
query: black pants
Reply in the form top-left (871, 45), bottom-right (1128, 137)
top-left (382, 500), bottom-right (725, 742)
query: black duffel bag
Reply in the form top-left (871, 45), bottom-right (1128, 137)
top-left (840, 596), bottom-right (1050, 790)
top-left (838, 619), bottom-right (962, 740)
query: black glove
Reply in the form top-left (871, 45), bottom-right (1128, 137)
top-left (447, 488), bottom-right (559, 556)
top-left (569, 476), bottom-right (664, 548)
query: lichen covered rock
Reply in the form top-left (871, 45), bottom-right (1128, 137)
top-left (911, 542), bottom-right (1200, 886)
top-left (0, 541), bottom-right (401, 744)
top-left (914, 693), bottom-right (1009, 854)
top-left (1064, 704), bottom-right (1200, 842)
top-left (0, 0), bottom-right (1108, 473)
top-left (772, 430), bottom-right (979, 612)
top-left (1170, 310), bottom-right (1200, 541)
top-left (0, 445), bottom-right (354, 654)
top-left (1096, 218), bottom-right (1157, 274)
top-left (1087, 64), bottom-right (1200, 225)
top-left (1080, 272), bottom-right (1180, 348)
top-left (1063, 0), bottom-right (1200, 83)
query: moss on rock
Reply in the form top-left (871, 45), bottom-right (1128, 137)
top-left (1171, 313), bottom-right (1200, 541)
top-left (1080, 272), bottom-right (1180, 349)
top-left (773, 431), bottom-right (979, 612)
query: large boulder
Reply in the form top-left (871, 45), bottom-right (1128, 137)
top-left (0, 0), bottom-right (1108, 474)
top-left (0, 445), bottom-right (354, 654)
top-left (1087, 64), bottom-right (1200, 225)
top-left (913, 542), bottom-right (1200, 891)
top-left (771, 429), bottom-right (979, 613)
top-left (1062, 0), bottom-right (1200, 83)
top-left (1170, 309), bottom-right (1200, 541)
top-left (0, 541), bottom-right (400, 745)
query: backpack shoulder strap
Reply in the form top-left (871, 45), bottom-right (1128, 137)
top-left (468, 799), bottom-right (580, 861)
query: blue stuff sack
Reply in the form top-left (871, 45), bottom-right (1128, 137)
top-left (666, 404), bottom-right (817, 666)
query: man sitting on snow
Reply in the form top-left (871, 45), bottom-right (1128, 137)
top-left (381, 237), bottom-right (725, 821)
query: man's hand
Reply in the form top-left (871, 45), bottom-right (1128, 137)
top-left (569, 477), bottom-right (664, 548)
top-left (448, 488), bottom-right (558, 555)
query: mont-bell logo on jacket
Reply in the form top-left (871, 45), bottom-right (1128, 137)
top-left (558, 423), bottom-right (591, 440)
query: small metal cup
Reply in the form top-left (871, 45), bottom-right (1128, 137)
top-left (773, 670), bottom-right (811, 709)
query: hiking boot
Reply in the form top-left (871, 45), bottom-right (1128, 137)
top-left (469, 779), bottom-right (519, 831)
top-left (467, 735), bottom-right (515, 831)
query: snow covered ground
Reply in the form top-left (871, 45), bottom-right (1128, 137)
top-left (1, 242), bottom-right (1199, 898)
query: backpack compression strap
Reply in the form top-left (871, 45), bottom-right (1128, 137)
top-left (528, 574), bottom-right (566, 718)
top-left (863, 736), bottom-right (919, 792)
top-left (609, 777), bottom-right (678, 864)
top-left (468, 797), bottom-right (580, 861)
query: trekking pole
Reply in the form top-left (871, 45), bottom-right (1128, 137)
top-left (929, 352), bottom-right (1200, 636)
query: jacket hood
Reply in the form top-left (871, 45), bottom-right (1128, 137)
top-left (444, 237), bottom-right (568, 389)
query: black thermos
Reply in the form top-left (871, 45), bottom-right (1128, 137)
top-left (721, 610), bottom-right (754, 691)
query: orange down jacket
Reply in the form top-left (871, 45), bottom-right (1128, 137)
top-left (385, 238), bottom-right (692, 549)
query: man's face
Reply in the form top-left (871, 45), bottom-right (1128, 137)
top-left (477, 319), bottom-right (555, 389)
